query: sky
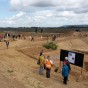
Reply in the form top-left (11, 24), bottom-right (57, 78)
top-left (0, 0), bottom-right (88, 27)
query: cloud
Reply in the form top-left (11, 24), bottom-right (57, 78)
top-left (2, 20), bottom-right (15, 24)
top-left (0, 11), bottom-right (26, 26)
top-left (15, 11), bottom-right (26, 17)
top-left (31, 0), bottom-right (54, 7)
top-left (56, 11), bottom-right (76, 17)
top-left (1, 0), bottom-right (88, 27)
top-left (10, 0), bottom-right (88, 14)
top-left (8, 11), bottom-right (26, 22)
top-left (10, 0), bottom-right (55, 8)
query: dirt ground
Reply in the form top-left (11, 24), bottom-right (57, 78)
top-left (0, 32), bottom-right (88, 88)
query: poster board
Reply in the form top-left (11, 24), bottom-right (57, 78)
top-left (60, 49), bottom-right (84, 67)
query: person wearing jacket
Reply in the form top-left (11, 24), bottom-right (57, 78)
top-left (64, 57), bottom-right (71, 81)
top-left (45, 55), bottom-right (52, 78)
top-left (62, 61), bottom-right (69, 85)
top-left (64, 57), bottom-right (71, 72)
top-left (39, 53), bottom-right (45, 75)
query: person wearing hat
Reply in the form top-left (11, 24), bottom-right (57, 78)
top-left (62, 61), bottom-right (69, 85)
top-left (64, 57), bottom-right (71, 72)
top-left (38, 52), bottom-right (45, 75)
top-left (64, 57), bottom-right (71, 81)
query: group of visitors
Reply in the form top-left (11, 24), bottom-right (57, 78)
top-left (38, 50), bottom-right (53, 78)
top-left (38, 50), bottom-right (71, 85)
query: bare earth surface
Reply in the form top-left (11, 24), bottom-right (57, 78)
top-left (0, 32), bottom-right (88, 88)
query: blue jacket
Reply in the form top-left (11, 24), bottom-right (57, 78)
top-left (62, 65), bottom-right (69, 77)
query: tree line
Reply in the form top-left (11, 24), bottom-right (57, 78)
top-left (0, 26), bottom-right (88, 33)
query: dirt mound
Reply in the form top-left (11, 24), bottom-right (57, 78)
top-left (0, 32), bottom-right (88, 88)
top-left (18, 46), bottom-right (53, 60)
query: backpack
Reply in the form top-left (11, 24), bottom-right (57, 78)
top-left (54, 67), bottom-right (59, 72)
top-left (37, 58), bottom-right (40, 65)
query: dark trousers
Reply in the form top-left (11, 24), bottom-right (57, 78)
top-left (63, 76), bottom-right (68, 84)
top-left (46, 68), bottom-right (51, 78)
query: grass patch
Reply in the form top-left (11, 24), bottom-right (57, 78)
top-left (43, 42), bottom-right (58, 50)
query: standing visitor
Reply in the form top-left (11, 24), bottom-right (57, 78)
top-left (39, 50), bottom-right (47, 70)
top-left (62, 61), bottom-right (69, 85)
top-left (45, 56), bottom-right (52, 78)
top-left (31, 37), bottom-right (34, 41)
top-left (64, 57), bottom-right (71, 81)
top-left (52, 35), bottom-right (56, 41)
top-left (39, 53), bottom-right (45, 75)
top-left (6, 40), bottom-right (9, 49)
top-left (64, 57), bottom-right (71, 73)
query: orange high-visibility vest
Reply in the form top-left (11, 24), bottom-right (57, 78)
top-left (46, 59), bottom-right (51, 69)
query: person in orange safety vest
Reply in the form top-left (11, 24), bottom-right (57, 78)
top-left (45, 55), bottom-right (52, 78)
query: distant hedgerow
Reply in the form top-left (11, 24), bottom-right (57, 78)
top-left (43, 42), bottom-right (58, 50)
